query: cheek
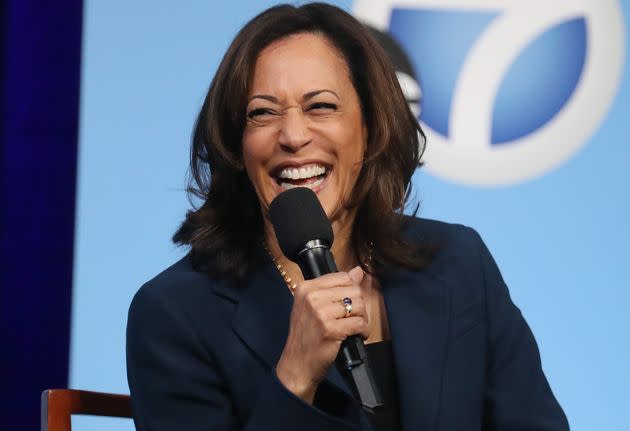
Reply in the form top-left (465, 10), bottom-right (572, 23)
top-left (242, 133), bottom-right (269, 176)
top-left (241, 150), bottom-right (266, 203)
top-left (241, 131), bottom-right (278, 208)
top-left (241, 146), bottom-right (256, 180)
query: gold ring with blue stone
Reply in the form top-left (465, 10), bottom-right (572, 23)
top-left (342, 297), bottom-right (352, 317)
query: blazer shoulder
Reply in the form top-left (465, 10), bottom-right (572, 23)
top-left (402, 216), bottom-right (504, 317)
top-left (402, 215), bottom-right (483, 255)
top-left (129, 254), bottom-right (236, 321)
top-left (401, 216), bottom-right (491, 288)
top-left (134, 254), bottom-right (205, 298)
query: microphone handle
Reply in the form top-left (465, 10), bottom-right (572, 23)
top-left (296, 241), bottom-right (384, 410)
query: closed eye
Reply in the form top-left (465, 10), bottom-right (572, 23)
top-left (307, 102), bottom-right (337, 111)
top-left (247, 108), bottom-right (277, 119)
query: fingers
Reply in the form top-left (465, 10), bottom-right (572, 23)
top-left (291, 266), bottom-right (370, 341)
top-left (295, 266), bottom-right (364, 294)
top-left (345, 316), bottom-right (370, 340)
top-left (321, 316), bottom-right (370, 341)
top-left (294, 267), bottom-right (365, 308)
top-left (319, 295), bottom-right (370, 340)
top-left (296, 271), bottom-right (355, 294)
top-left (319, 295), bottom-right (367, 320)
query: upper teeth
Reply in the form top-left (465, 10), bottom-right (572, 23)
top-left (278, 165), bottom-right (326, 180)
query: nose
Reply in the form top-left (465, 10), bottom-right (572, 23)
top-left (278, 107), bottom-right (311, 152)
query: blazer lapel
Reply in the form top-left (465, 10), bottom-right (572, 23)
top-left (382, 267), bottom-right (451, 431)
top-left (228, 255), bottom-right (356, 399)
top-left (216, 250), bottom-right (451, 430)
top-left (230, 258), bottom-right (294, 370)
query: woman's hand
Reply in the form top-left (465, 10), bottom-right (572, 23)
top-left (275, 266), bottom-right (370, 404)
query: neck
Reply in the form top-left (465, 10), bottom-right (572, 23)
top-left (328, 209), bottom-right (357, 271)
top-left (263, 209), bottom-right (358, 283)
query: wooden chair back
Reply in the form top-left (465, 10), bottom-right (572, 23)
top-left (41, 389), bottom-right (132, 431)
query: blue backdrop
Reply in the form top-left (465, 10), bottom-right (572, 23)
top-left (1, 1), bottom-right (82, 430)
top-left (66, 1), bottom-right (628, 430)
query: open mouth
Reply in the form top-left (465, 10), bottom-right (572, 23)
top-left (273, 163), bottom-right (330, 191)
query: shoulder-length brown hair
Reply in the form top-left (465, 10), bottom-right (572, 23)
top-left (174, 2), bottom-right (433, 279)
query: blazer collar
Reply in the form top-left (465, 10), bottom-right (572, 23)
top-left (229, 256), bottom-right (294, 371)
top-left (213, 254), bottom-right (450, 430)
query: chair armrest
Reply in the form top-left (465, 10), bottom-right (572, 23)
top-left (41, 389), bottom-right (132, 431)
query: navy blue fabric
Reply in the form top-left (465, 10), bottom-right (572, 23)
top-left (0, 0), bottom-right (82, 429)
top-left (126, 218), bottom-right (569, 430)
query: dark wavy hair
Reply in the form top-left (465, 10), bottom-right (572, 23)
top-left (173, 2), bottom-right (434, 279)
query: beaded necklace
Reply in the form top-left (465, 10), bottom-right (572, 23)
top-left (263, 244), bottom-right (299, 292)
top-left (263, 242), bottom-right (373, 293)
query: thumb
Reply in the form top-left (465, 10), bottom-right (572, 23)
top-left (348, 265), bottom-right (364, 284)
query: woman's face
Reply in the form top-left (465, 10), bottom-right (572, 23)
top-left (242, 32), bottom-right (367, 230)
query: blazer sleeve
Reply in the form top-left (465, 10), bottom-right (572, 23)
top-left (473, 229), bottom-right (570, 430)
top-left (126, 282), bottom-right (361, 431)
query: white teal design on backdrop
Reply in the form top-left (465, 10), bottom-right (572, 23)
top-left (70, 1), bottom-right (629, 430)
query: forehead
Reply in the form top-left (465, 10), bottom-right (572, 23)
top-left (249, 32), bottom-right (352, 97)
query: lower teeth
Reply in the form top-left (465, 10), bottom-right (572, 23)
top-left (280, 177), bottom-right (324, 190)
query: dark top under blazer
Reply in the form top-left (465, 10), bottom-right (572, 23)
top-left (126, 218), bottom-right (569, 431)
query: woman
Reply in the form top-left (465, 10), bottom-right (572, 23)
top-left (126, 3), bottom-right (569, 430)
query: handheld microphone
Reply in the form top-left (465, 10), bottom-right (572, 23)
top-left (269, 187), bottom-right (383, 410)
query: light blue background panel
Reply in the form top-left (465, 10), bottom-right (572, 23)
top-left (71, 1), bottom-right (628, 430)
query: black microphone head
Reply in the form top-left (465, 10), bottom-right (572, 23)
top-left (269, 187), bottom-right (334, 260)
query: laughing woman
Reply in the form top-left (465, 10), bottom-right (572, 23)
top-left (126, 3), bottom-right (569, 431)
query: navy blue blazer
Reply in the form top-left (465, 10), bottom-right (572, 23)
top-left (126, 218), bottom-right (569, 430)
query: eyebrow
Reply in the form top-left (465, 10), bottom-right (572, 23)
top-left (248, 89), bottom-right (340, 104)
